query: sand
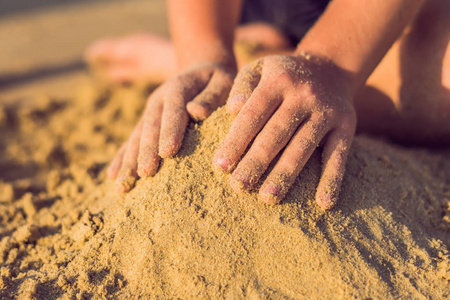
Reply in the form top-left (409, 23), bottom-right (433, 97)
top-left (0, 80), bottom-right (449, 299)
top-left (1, 1), bottom-right (450, 298)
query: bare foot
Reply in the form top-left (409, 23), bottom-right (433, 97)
top-left (84, 23), bottom-right (294, 85)
top-left (84, 33), bottom-right (176, 84)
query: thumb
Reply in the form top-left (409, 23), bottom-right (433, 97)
top-left (186, 69), bottom-right (234, 121)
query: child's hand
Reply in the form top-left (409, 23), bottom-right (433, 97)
top-left (108, 63), bottom-right (235, 193)
top-left (214, 54), bottom-right (356, 209)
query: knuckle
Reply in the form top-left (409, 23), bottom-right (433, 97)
top-left (267, 121), bottom-right (293, 144)
top-left (168, 75), bottom-right (203, 95)
top-left (312, 108), bottom-right (334, 122)
top-left (309, 112), bottom-right (332, 132)
top-left (272, 71), bottom-right (295, 86)
top-left (168, 105), bottom-right (186, 116)
top-left (214, 70), bottom-right (234, 87)
top-left (241, 105), bottom-right (261, 121)
top-left (268, 121), bottom-right (286, 136)
top-left (251, 142), bottom-right (274, 163)
top-left (299, 134), bottom-right (319, 150)
top-left (145, 117), bottom-right (160, 129)
top-left (300, 84), bottom-right (315, 97)
top-left (194, 91), bottom-right (218, 105)
top-left (239, 63), bottom-right (255, 75)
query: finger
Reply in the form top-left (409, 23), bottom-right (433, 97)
top-left (107, 142), bottom-right (127, 179)
top-left (259, 116), bottom-right (331, 204)
top-left (137, 90), bottom-right (164, 177)
top-left (214, 85), bottom-right (281, 173)
top-left (159, 73), bottom-right (210, 157)
top-left (186, 69), bottom-right (234, 121)
top-left (315, 127), bottom-right (354, 210)
top-left (226, 60), bottom-right (262, 115)
top-left (116, 121), bottom-right (144, 193)
top-left (229, 103), bottom-right (306, 191)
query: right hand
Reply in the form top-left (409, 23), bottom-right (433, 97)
top-left (108, 63), bottom-right (236, 193)
top-left (214, 54), bottom-right (357, 209)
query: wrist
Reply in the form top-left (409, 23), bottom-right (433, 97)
top-left (176, 39), bottom-right (237, 74)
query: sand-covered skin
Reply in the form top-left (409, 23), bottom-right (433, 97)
top-left (0, 82), bottom-right (449, 299)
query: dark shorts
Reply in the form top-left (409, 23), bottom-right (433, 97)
top-left (240, 0), bottom-right (331, 46)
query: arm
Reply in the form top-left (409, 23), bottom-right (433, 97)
top-left (297, 0), bottom-right (426, 93)
top-left (168, 0), bottom-right (241, 71)
top-left (108, 0), bottom-right (242, 193)
top-left (214, 0), bottom-right (425, 209)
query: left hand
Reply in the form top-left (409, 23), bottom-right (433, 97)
top-left (213, 53), bottom-right (357, 209)
top-left (108, 62), bottom-right (235, 193)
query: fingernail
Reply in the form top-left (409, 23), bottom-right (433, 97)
top-left (260, 185), bottom-right (280, 204)
top-left (265, 185), bottom-right (279, 195)
top-left (137, 155), bottom-right (159, 177)
top-left (214, 156), bottom-right (232, 172)
top-left (159, 142), bottom-right (177, 158)
top-left (318, 193), bottom-right (334, 210)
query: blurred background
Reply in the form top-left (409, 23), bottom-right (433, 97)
top-left (0, 0), bottom-right (168, 103)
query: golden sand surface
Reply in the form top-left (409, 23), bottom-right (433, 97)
top-left (0, 81), bottom-right (449, 299)
top-left (0, 1), bottom-right (449, 299)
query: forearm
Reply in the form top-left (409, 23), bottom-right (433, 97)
top-left (296, 0), bottom-right (426, 93)
top-left (167, 0), bottom-right (242, 71)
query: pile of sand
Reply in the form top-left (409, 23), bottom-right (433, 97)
top-left (0, 82), bottom-right (449, 299)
